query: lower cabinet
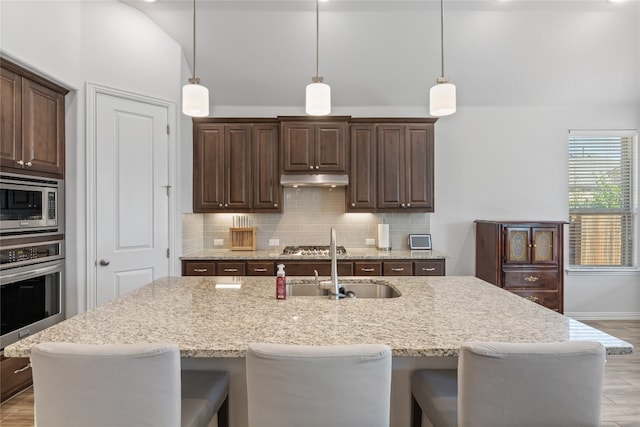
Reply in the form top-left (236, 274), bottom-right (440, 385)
top-left (1, 355), bottom-right (32, 402)
top-left (182, 259), bottom-right (445, 277)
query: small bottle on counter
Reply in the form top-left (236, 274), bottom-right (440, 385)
top-left (276, 264), bottom-right (287, 300)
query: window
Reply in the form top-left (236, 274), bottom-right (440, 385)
top-left (568, 131), bottom-right (637, 268)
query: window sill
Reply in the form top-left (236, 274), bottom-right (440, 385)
top-left (566, 268), bottom-right (640, 276)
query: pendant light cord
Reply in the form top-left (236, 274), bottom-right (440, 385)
top-left (192, 0), bottom-right (197, 80)
top-left (439, 0), bottom-right (445, 78)
top-left (315, 0), bottom-right (319, 79)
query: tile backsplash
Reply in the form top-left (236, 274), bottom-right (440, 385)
top-left (182, 188), bottom-right (430, 254)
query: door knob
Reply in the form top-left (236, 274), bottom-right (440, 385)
top-left (99, 259), bottom-right (110, 266)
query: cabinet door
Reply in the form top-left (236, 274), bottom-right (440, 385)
top-left (504, 227), bottom-right (531, 264)
top-left (383, 261), bottom-right (412, 275)
top-left (281, 122), bottom-right (314, 171)
top-left (348, 125), bottom-right (376, 210)
top-left (21, 78), bottom-right (65, 177)
top-left (0, 67), bottom-right (22, 170)
top-left (413, 260), bottom-right (445, 276)
top-left (404, 124), bottom-right (434, 210)
top-left (217, 262), bottom-right (246, 276)
top-left (531, 227), bottom-right (558, 264)
top-left (315, 122), bottom-right (347, 171)
top-left (377, 125), bottom-right (405, 209)
top-left (225, 125), bottom-right (252, 210)
top-left (253, 124), bottom-right (281, 211)
top-left (194, 125), bottom-right (225, 211)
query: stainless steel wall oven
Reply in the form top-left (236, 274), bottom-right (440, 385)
top-left (0, 240), bottom-right (64, 349)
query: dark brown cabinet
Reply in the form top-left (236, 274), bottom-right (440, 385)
top-left (1, 354), bottom-right (32, 402)
top-left (475, 220), bottom-right (565, 312)
top-left (1, 58), bottom-right (67, 178)
top-left (193, 119), bottom-right (281, 213)
top-left (377, 124), bottom-right (434, 211)
top-left (347, 119), bottom-right (436, 212)
top-left (281, 117), bottom-right (348, 173)
top-left (182, 259), bottom-right (445, 277)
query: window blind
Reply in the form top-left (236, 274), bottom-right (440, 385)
top-left (568, 132), bottom-right (637, 267)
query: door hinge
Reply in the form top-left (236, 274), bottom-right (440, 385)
top-left (163, 185), bottom-right (171, 196)
top-left (166, 124), bottom-right (170, 135)
top-left (166, 248), bottom-right (170, 258)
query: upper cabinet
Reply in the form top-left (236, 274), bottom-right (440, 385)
top-left (1, 59), bottom-right (68, 178)
top-left (280, 117), bottom-right (349, 173)
top-left (193, 119), bottom-right (281, 213)
top-left (347, 118), bottom-right (436, 212)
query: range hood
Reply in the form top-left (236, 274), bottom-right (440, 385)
top-left (280, 174), bottom-right (349, 187)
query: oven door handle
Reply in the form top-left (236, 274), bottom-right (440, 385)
top-left (1, 262), bottom-right (64, 285)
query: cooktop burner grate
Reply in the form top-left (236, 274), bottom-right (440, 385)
top-left (282, 245), bottom-right (347, 256)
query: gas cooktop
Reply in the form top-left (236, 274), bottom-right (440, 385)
top-left (281, 245), bottom-right (347, 256)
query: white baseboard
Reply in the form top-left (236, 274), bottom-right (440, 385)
top-left (566, 312), bottom-right (640, 321)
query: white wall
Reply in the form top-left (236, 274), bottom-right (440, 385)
top-left (1, 0), bottom-right (184, 316)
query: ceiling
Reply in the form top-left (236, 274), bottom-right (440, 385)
top-left (119, 0), bottom-right (639, 110)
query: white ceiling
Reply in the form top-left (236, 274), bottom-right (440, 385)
top-left (120, 0), bottom-right (639, 109)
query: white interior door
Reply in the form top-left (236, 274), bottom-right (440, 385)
top-left (94, 92), bottom-right (169, 306)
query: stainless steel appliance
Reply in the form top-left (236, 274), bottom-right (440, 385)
top-left (282, 245), bottom-right (347, 256)
top-left (0, 174), bottom-right (61, 235)
top-left (0, 240), bottom-right (64, 349)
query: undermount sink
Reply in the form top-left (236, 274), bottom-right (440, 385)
top-left (286, 279), bottom-right (401, 299)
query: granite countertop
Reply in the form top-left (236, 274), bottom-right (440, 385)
top-left (180, 248), bottom-right (447, 260)
top-left (4, 276), bottom-right (632, 358)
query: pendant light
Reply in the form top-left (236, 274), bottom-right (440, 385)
top-left (305, 0), bottom-right (331, 116)
top-left (429, 0), bottom-right (456, 117)
top-left (182, 0), bottom-right (209, 117)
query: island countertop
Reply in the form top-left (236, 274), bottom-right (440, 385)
top-left (4, 276), bottom-right (632, 358)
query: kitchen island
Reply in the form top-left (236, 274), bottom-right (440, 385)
top-left (5, 276), bottom-right (633, 426)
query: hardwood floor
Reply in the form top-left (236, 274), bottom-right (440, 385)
top-left (1, 320), bottom-right (638, 426)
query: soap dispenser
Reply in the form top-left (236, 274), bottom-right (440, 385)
top-left (276, 264), bottom-right (287, 300)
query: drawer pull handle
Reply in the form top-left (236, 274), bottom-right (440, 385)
top-left (524, 296), bottom-right (540, 303)
top-left (391, 268), bottom-right (405, 272)
top-left (193, 268), bottom-right (209, 273)
top-left (253, 268), bottom-right (267, 272)
top-left (361, 268), bottom-right (375, 272)
top-left (14, 363), bottom-right (32, 374)
top-left (524, 276), bottom-right (539, 282)
top-left (422, 267), bottom-right (436, 271)
top-left (224, 268), bottom-right (239, 272)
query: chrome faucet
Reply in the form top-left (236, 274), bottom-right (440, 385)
top-left (329, 227), bottom-right (339, 299)
top-left (314, 227), bottom-right (341, 299)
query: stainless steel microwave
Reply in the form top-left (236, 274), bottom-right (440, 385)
top-left (0, 174), bottom-right (61, 235)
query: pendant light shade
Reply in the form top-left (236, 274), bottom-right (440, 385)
top-left (305, 0), bottom-right (331, 116)
top-left (430, 78), bottom-right (456, 117)
top-left (429, 0), bottom-right (456, 117)
top-left (182, 0), bottom-right (209, 117)
top-left (182, 79), bottom-right (209, 117)
top-left (306, 78), bottom-right (331, 116)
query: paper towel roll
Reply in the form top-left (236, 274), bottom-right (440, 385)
top-left (377, 223), bottom-right (390, 250)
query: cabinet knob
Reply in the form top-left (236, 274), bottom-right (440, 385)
top-left (224, 203), bottom-right (228, 207)
top-left (274, 204), bottom-right (278, 207)
top-left (219, 204), bottom-right (223, 207)
top-left (16, 160), bottom-right (24, 166)
top-left (309, 166), bottom-right (314, 170)
top-left (99, 259), bottom-right (110, 266)
top-left (351, 203), bottom-right (355, 207)
top-left (407, 203), bottom-right (411, 207)
top-left (315, 165), bottom-right (319, 169)
top-left (25, 161), bottom-right (32, 167)
top-left (401, 203), bottom-right (406, 208)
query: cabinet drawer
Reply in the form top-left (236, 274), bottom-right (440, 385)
top-left (217, 262), bottom-right (246, 276)
top-left (509, 290), bottom-right (559, 311)
top-left (354, 262), bottom-right (382, 276)
top-left (413, 260), bottom-right (445, 276)
top-left (284, 262), bottom-right (352, 276)
top-left (1, 355), bottom-right (32, 402)
top-left (503, 270), bottom-right (558, 290)
top-left (246, 262), bottom-right (275, 276)
top-left (183, 262), bottom-right (215, 276)
top-left (383, 261), bottom-right (413, 276)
